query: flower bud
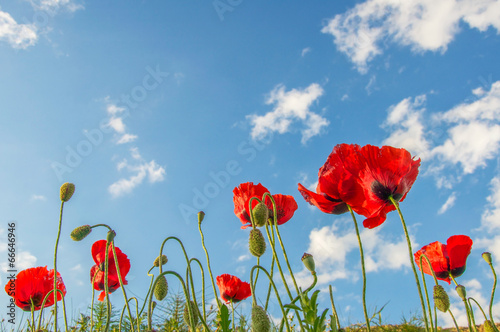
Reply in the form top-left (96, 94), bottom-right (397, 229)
top-left (249, 229), bottom-right (266, 257)
top-left (252, 202), bottom-right (269, 227)
top-left (302, 253), bottom-right (316, 273)
top-left (433, 285), bottom-right (450, 312)
top-left (251, 305), bottom-right (271, 332)
top-left (484, 320), bottom-right (496, 332)
top-left (106, 230), bottom-right (116, 243)
top-left (198, 211), bottom-right (205, 224)
top-left (60, 183), bottom-right (75, 202)
top-left (456, 285), bottom-right (467, 300)
top-left (483, 252), bottom-right (493, 265)
top-left (70, 225), bottom-right (92, 241)
top-left (183, 300), bottom-right (199, 326)
top-left (154, 275), bottom-right (168, 301)
top-left (154, 255), bottom-right (168, 267)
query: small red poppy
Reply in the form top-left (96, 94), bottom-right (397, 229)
top-left (233, 182), bottom-right (297, 228)
top-left (414, 235), bottom-right (473, 284)
top-left (298, 144), bottom-right (361, 215)
top-left (90, 240), bottom-right (130, 301)
top-left (4, 266), bottom-right (66, 311)
top-left (342, 145), bottom-right (421, 229)
top-left (216, 274), bottom-right (251, 303)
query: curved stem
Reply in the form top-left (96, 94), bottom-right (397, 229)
top-left (264, 255), bottom-right (275, 311)
top-left (53, 201), bottom-right (64, 332)
top-left (90, 270), bottom-right (98, 332)
top-left (468, 297), bottom-right (488, 321)
top-left (419, 254), bottom-right (435, 332)
top-left (198, 219), bottom-right (222, 310)
top-left (188, 258), bottom-right (210, 330)
top-left (103, 240), bottom-right (111, 332)
top-left (389, 196), bottom-right (429, 332)
top-left (138, 267), bottom-right (155, 317)
top-left (111, 242), bottom-right (134, 332)
top-left (347, 205), bottom-right (370, 332)
top-left (487, 261), bottom-right (498, 329)
top-left (448, 309), bottom-right (460, 332)
top-left (119, 298), bottom-right (139, 332)
top-left (250, 265), bottom-right (292, 332)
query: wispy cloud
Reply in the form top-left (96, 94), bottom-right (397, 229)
top-left (0, 11), bottom-right (37, 49)
top-left (437, 192), bottom-right (457, 215)
top-left (28, 0), bottom-right (84, 13)
top-left (31, 194), bottom-right (47, 201)
top-left (247, 83), bottom-right (328, 144)
top-left (301, 47), bottom-right (311, 57)
top-left (322, 0), bottom-right (500, 73)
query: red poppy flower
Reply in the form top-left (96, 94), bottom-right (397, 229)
top-left (342, 145), bottom-right (421, 229)
top-left (216, 274), bottom-right (251, 303)
top-left (90, 240), bottom-right (130, 301)
top-left (414, 235), bottom-right (473, 284)
top-left (298, 144), bottom-right (361, 215)
top-left (233, 182), bottom-right (298, 229)
top-left (4, 266), bottom-right (66, 311)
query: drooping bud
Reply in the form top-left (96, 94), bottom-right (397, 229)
top-left (251, 305), bottom-right (271, 332)
top-left (484, 320), bottom-right (496, 332)
top-left (198, 211), bottom-right (205, 224)
top-left (154, 255), bottom-right (168, 267)
top-left (183, 300), bottom-right (199, 327)
top-left (70, 225), bottom-right (92, 241)
top-left (151, 301), bottom-right (157, 311)
top-left (106, 230), bottom-right (116, 243)
top-left (302, 253), bottom-right (316, 273)
top-left (433, 285), bottom-right (450, 312)
top-left (483, 252), bottom-right (493, 265)
top-left (249, 229), bottom-right (266, 257)
top-left (60, 183), bottom-right (75, 202)
top-left (252, 201), bottom-right (269, 227)
top-left (456, 285), bottom-right (467, 300)
top-left (154, 275), bottom-right (168, 301)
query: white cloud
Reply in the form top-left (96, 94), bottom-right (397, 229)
top-left (106, 103), bottom-right (126, 115)
top-left (322, 0), bottom-right (500, 73)
top-left (301, 47), bottom-right (311, 57)
top-left (0, 11), bottom-right (37, 49)
top-left (437, 192), bottom-right (457, 215)
top-left (108, 149), bottom-right (165, 198)
top-left (31, 194), bottom-right (47, 201)
top-left (248, 83), bottom-right (327, 144)
top-left (108, 116), bottom-right (126, 134)
top-left (29, 0), bottom-right (84, 13)
top-left (117, 134), bottom-right (138, 144)
top-left (481, 176), bottom-right (500, 231)
top-left (382, 95), bottom-right (431, 160)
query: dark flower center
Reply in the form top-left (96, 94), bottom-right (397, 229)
top-left (371, 181), bottom-right (403, 202)
top-left (99, 263), bottom-right (106, 271)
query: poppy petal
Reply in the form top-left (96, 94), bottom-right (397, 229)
top-left (447, 235), bottom-right (473, 278)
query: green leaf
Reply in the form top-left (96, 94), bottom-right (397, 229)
top-left (218, 303), bottom-right (231, 332)
top-left (284, 304), bottom-right (302, 311)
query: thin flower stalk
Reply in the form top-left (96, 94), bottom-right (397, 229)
top-left (468, 297), bottom-right (489, 321)
top-left (138, 267), bottom-right (156, 317)
top-left (189, 258), bottom-right (207, 324)
top-left (419, 254), bottom-right (438, 332)
top-left (348, 205), bottom-right (370, 332)
top-left (53, 201), bottom-right (65, 332)
top-left (389, 196), bottom-right (430, 332)
top-left (36, 289), bottom-right (68, 332)
top-left (119, 297), bottom-right (140, 332)
top-left (103, 240), bottom-right (112, 332)
top-left (448, 308), bottom-right (460, 332)
top-left (329, 285), bottom-right (341, 331)
top-left (450, 275), bottom-right (475, 332)
top-left (198, 215), bottom-right (222, 309)
top-left (90, 269), bottom-right (99, 332)
top-left (486, 259), bottom-right (498, 329)
top-left (111, 242), bottom-right (135, 332)
top-left (250, 265), bottom-right (291, 332)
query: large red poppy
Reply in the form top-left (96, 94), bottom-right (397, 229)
top-left (216, 274), bottom-right (251, 303)
top-left (414, 235), bottom-right (473, 284)
top-left (233, 182), bottom-right (297, 229)
top-left (90, 240), bottom-right (130, 301)
top-left (4, 266), bottom-right (66, 311)
top-left (342, 145), bottom-right (421, 229)
top-left (298, 144), bottom-right (361, 215)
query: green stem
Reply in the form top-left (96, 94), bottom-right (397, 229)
top-left (111, 242), bottom-right (134, 332)
top-left (418, 255), bottom-right (435, 332)
top-left (198, 218), bottom-right (222, 310)
top-left (231, 300), bottom-right (235, 332)
top-left (118, 298), bottom-right (139, 332)
top-left (53, 201), bottom-right (64, 332)
top-left (488, 261), bottom-right (498, 329)
top-left (347, 205), bottom-right (370, 332)
top-left (448, 309), bottom-right (460, 332)
top-left (90, 270), bottom-right (98, 332)
top-left (103, 239), bottom-right (111, 332)
top-left (250, 265), bottom-right (292, 332)
top-left (279, 273), bottom-right (318, 332)
top-left (138, 267), bottom-right (155, 317)
top-left (389, 196), bottom-right (430, 332)
top-left (264, 255), bottom-right (275, 311)
top-left (329, 285), bottom-right (341, 331)
top-left (468, 297), bottom-right (489, 321)
top-left (190, 258), bottom-right (207, 326)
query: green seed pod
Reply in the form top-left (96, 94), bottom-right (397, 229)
top-left (70, 225), bottom-right (92, 241)
top-left (456, 285), bottom-right (467, 300)
top-left (106, 230), bottom-right (116, 243)
top-left (153, 255), bottom-right (168, 267)
top-left (249, 228), bottom-right (266, 257)
top-left (154, 275), bottom-right (168, 301)
top-left (252, 201), bottom-right (269, 227)
top-left (483, 252), bottom-right (493, 265)
top-left (484, 320), bottom-right (496, 332)
top-left (433, 285), bottom-right (450, 312)
top-left (60, 183), bottom-right (75, 202)
top-left (302, 253), bottom-right (316, 273)
top-left (183, 300), bottom-right (199, 327)
top-left (198, 211), bottom-right (205, 224)
top-left (251, 305), bottom-right (271, 332)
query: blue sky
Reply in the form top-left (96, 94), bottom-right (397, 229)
top-left (1, 0), bottom-right (500, 328)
